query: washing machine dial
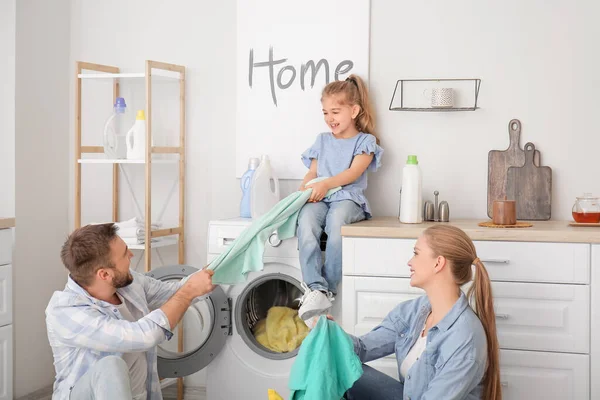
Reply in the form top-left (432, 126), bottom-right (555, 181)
top-left (268, 232), bottom-right (282, 247)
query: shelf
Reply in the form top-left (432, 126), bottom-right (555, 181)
top-left (77, 70), bottom-right (181, 80)
top-left (128, 238), bottom-right (178, 250)
top-left (78, 158), bottom-right (179, 164)
top-left (389, 78), bottom-right (481, 112)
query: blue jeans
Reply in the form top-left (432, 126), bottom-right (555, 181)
top-left (345, 364), bottom-right (404, 399)
top-left (297, 200), bottom-right (366, 295)
top-left (70, 356), bottom-right (133, 399)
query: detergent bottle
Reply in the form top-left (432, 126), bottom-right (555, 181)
top-left (240, 157), bottom-right (260, 218)
top-left (103, 97), bottom-right (130, 158)
top-left (399, 155), bottom-right (423, 223)
top-left (250, 155), bottom-right (280, 219)
top-left (126, 110), bottom-right (147, 160)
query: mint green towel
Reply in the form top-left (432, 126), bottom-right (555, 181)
top-left (207, 178), bottom-right (340, 285)
top-left (289, 316), bottom-right (363, 400)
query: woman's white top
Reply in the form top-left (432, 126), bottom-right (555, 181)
top-left (400, 331), bottom-right (428, 379)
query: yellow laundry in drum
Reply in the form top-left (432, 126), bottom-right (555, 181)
top-left (253, 306), bottom-right (309, 353)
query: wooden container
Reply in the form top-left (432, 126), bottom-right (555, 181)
top-left (493, 199), bottom-right (517, 225)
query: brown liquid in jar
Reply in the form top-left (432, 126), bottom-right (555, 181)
top-left (572, 211), bottom-right (600, 223)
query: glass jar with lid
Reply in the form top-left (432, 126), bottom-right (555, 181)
top-left (572, 193), bottom-right (600, 223)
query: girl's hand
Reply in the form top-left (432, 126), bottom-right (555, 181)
top-left (306, 180), bottom-right (329, 202)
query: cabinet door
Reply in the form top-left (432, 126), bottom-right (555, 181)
top-left (0, 265), bottom-right (11, 327)
top-left (500, 349), bottom-right (589, 400)
top-left (591, 245), bottom-right (600, 400)
top-left (493, 281), bottom-right (589, 353)
top-left (0, 229), bottom-right (11, 266)
top-left (343, 238), bottom-right (590, 284)
top-left (475, 241), bottom-right (590, 284)
top-left (341, 276), bottom-right (423, 336)
top-left (342, 237), bottom-right (414, 277)
top-left (0, 325), bottom-right (12, 400)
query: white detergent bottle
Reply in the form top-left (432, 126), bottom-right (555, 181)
top-left (126, 110), bottom-right (147, 160)
top-left (103, 97), bottom-right (130, 159)
top-left (399, 155), bottom-right (423, 223)
top-left (250, 155), bottom-right (280, 219)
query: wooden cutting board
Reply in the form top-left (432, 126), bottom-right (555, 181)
top-left (505, 142), bottom-right (552, 220)
top-left (487, 119), bottom-right (540, 218)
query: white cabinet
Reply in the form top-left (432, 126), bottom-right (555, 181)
top-left (500, 349), bottom-right (589, 400)
top-left (0, 265), bottom-right (11, 328)
top-left (0, 325), bottom-right (12, 400)
top-left (0, 228), bottom-right (12, 400)
top-left (493, 281), bottom-right (589, 354)
top-left (342, 236), bottom-right (596, 400)
top-left (474, 241), bottom-right (590, 284)
top-left (591, 245), bottom-right (600, 400)
top-left (0, 230), bottom-right (11, 267)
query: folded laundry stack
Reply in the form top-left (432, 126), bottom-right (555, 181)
top-left (115, 217), bottom-right (161, 245)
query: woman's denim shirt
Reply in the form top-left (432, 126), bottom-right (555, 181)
top-left (351, 292), bottom-right (488, 400)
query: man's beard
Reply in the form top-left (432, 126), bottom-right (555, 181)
top-left (113, 269), bottom-right (134, 288)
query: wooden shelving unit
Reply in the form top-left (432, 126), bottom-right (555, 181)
top-left (73, 60), bottom-right (186, 399)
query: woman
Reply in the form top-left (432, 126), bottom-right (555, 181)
top-left (344, 225), bottom-right (501, 400)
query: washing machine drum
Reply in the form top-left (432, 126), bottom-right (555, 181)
top-left (145, 265), bottom-right (229, 378)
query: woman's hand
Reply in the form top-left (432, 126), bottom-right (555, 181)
top-left (306, 180), bottom-right (330, 202)
top-left (326, 314), bottom-right (335, 321)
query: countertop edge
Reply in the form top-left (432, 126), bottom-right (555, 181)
top-left (0, 218), bottom-right (16, 229)
top-left (341, 218), bottom-right (600, 244)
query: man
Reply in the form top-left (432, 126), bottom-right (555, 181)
top-left (45, 223), bottom-right (215, 400)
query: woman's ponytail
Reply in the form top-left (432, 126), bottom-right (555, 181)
top-left (469, 258), bottom-right (501, 400)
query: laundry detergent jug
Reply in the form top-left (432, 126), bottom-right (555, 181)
top-left (399, 155), bottom-right (423, 223)
top-left (240, 157), bottom-right (260, 218)
top-left (126, 110), bottom-right (147, 160)
top-left (250, 155), bottom-right (280, 219)
top-left (103, 97), bottom-right (130, 159)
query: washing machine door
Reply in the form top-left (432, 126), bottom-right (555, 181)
top-left (146, 265), bottom-right (230, 378)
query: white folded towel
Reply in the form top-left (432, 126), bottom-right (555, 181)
top-left (114, 217), bottom-right (161, 240)
top-left (114, 217), bottom-right (161, 230)
top-left (117, 226), bottom-right (159, 239)
top-left (121, 237), bottom-right (160, 246)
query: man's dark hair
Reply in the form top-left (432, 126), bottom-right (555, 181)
top-left (60, 223), bottom-right (119, 287)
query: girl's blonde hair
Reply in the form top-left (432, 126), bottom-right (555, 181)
top-left (423, 225), bottom-right (502, 400)
top-left (321, 74), bottom-right (378, 142)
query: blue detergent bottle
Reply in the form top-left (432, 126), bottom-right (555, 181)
top-left (240, 157), bottom-right (260, 218)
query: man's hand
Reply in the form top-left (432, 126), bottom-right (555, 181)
top-left (306, 180), bottom-right (330, 202)
top-left (181, 269), bottom-right (215, 300)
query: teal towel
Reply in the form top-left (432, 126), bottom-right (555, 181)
top-left (208, 178), bottom-right (340, 285)
top-left (289, 316), bottom-right (363, 400)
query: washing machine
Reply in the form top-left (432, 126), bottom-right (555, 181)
top-left (148, 217), bottom-right (339, 399)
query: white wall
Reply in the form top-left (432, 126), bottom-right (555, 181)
top-left (14, 0), bottom-right (71, 396)
top-left (68, 0), bottom-right (600, 227)
top-left (0, 0), bottom-right (15, 218)
top-left (367, 1), bottom-right (600, 219)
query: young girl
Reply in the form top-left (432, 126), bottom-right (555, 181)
top-left (296, 74), bottom-right (383, 321)
top-left (344, 225), bottom-right (501, 400)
